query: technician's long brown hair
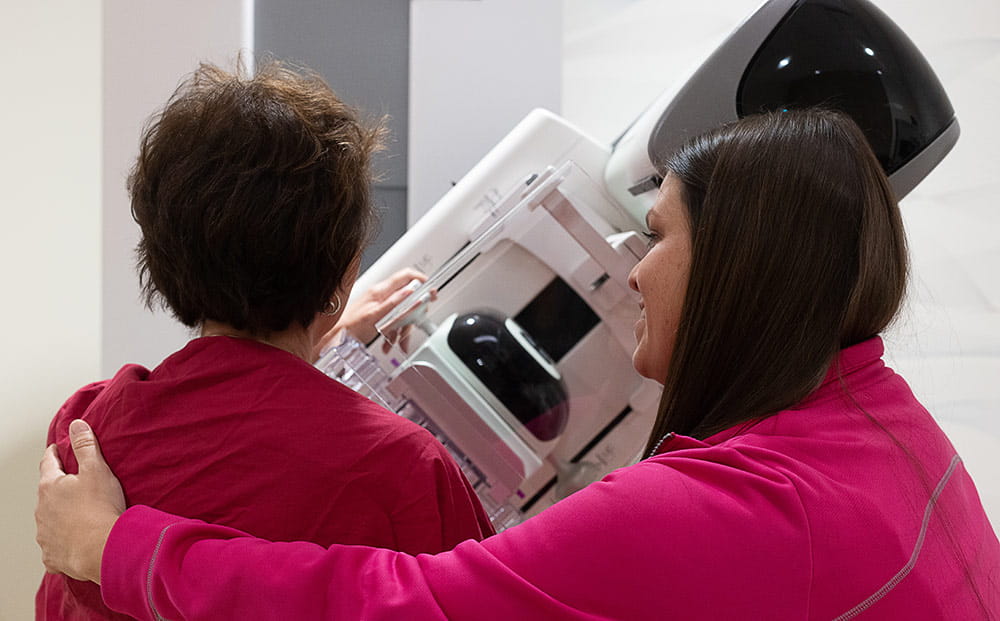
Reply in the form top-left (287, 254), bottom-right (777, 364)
top-left (644, 108), bottom-right (907, 452)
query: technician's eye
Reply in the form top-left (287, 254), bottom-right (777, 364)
top-left (642, 231), bottom-right (660, 249)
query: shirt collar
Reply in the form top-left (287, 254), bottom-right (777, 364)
top-left (651, 337), bottom-right (886, 455)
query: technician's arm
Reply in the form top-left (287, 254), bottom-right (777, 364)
top-left (38, 421), bottom-right (803, 620)
top-left (36, 423), bottom-right (670, 620)
top-left (38, 420), bottom-right (624, 620)
top-left (102, 492), bottom-right (675, 621)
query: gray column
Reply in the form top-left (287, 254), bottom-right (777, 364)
top-left (255, 0), bottom-right (410, 270)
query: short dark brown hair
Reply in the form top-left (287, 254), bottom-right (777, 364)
top-left (129, 59), bottom-right (384, 335)
top-left (645, 108), bottom-right (908, 448)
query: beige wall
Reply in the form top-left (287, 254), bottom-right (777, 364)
top-left (0, 2), bottom-right (102, 618)
top-left (1, 0), bottom-right (246, 616)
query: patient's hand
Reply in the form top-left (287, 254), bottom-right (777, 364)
top-left (316, 267), bottom-right (427, 357)
top-left (36, 420), bottom-right (125, 584)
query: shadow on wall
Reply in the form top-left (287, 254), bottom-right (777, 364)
top-left (0, 423), bottom-right (50, 621)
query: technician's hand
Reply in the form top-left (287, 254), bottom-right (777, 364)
top-left (36, 419), bottom-right (125, 585)
top-left (317, 267), bottom-right (428, 355)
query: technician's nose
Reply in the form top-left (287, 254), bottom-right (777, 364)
top-left (627, 262), bottom-right (640, 293)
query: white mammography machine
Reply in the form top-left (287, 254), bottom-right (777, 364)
top-left (317, 0), bottom-right (958, 528)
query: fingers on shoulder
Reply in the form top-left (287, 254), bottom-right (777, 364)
top-left (38, 444), bottom-right (64, 482)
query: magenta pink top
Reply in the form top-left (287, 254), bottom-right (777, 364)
top-left (100, 337), bottom-right (998, 619)
top-left (38, 337), bottom-right (492, 620)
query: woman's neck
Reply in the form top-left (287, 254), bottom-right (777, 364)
top-left (199, 320), bottom-right (313, 362)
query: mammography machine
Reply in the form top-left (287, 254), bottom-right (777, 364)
top-left (317, 0), bottom-right (958, 529)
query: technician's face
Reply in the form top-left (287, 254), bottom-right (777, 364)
top-left (627, 174), bottom-right (692, 384)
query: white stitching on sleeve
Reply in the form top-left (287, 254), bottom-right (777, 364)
top-left (832, 454), bottom-right (962, 620)
top-left (147, 523), bottom-right (176, 621)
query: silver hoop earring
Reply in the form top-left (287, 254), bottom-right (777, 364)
top-left (321, 293), bottom-right (342, 316)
